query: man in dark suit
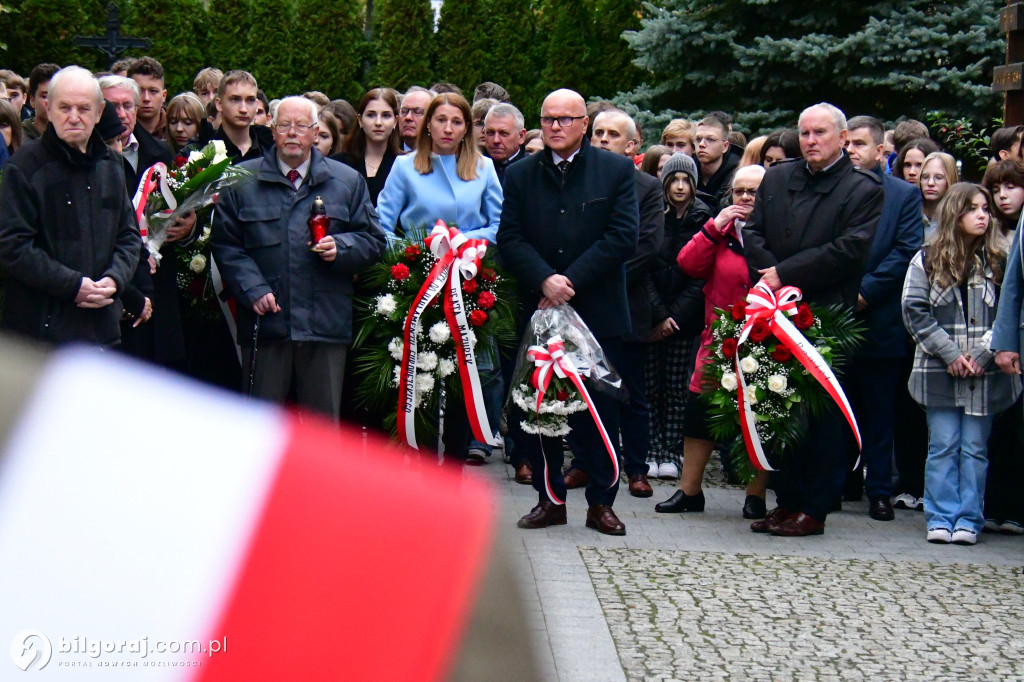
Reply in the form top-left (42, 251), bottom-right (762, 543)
top-left (498, 89), bottom-right (639, 535)
top-left (744, 102), bottom-right (884, 537)
top-left (99, 75), bottom-right (191, 371)
top-left (843, 115), bottom-right (923, 521)
top-left (559, 108), bottom-right (663, 498)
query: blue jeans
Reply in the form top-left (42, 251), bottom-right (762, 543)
top-left (924, 408), bottom-right (994, 533)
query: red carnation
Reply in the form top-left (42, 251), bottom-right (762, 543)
top-left (731, 302), bottom-right (747, 321)
top-left (404, 244), bottom-right (421, 261)
top-left (556, 389), bottom-right (569, 401)
top-left (794, 304), bottom-right (814, 330)
top-left (469, 310), bottom-right (487, 327)
top-left (477, 291), bottom-right (496, 309)
top-left (748, 319), bottom-right (771, 343)
top-left (771, 345), bottom-right (793, 363)
top-left (722, 337), bottom-right (738, 359)
top-left (390, 264), bottom-right (410, 281)
top-left (174, 155), bottom-right (188, 168)
top-left (462, 278), bottom-right (478, 293)
top-left (480, 268), bottom-right (497, 282)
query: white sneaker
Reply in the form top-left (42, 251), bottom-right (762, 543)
top-left (1000, 520), bottom-right (1024, 535)
top-left (951, 528), bottom-right (978, 545)
top-left (892, 493), bottom-right (917, 510)
top-left (926, 528), bottom-right (952, 544)
top-left (646, 460), bottom-right (658, 477)
top-left (658, 462), bottom-right (679, 480)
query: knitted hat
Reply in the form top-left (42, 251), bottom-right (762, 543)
top-left (97, 100), bottom-right (126, 142)
top-left (661, 152), bottom-right (698, 194)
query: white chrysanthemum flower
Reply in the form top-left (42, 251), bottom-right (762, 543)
top-left (767, 374), bottom-right (788, 393)
top-left (739, 356), bottom-right (759, 374)
top-left (415, 372), bottom-right (435, 395)
top-left (375, 293), bottom-right (397, 316)
top-left (188, 253), bottom-right (207, 273)
top-left (392, 365), bottom-right (401, 387)
top-left (721, 372), bottom-right (738, 391)
top-left (418, 351), bottom-right (438, 372)
top-left (429, 321), bottom-right (451, 344)
top-left (746, 385), bottom-right (759, 405)
top-left (438, 358), bottom-right (457, 377)
top-left (388, 337), bottom-right (404, 361)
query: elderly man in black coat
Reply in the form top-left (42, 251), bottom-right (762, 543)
top-left (498, 89), bottom-right (639, 535)
top-left (743, 102), bottom-right (883, 537)
top-left (0, 66), bottom-right (139, 346)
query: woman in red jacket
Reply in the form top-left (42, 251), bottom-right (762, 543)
top-left (655, 164), bottom-right (770, 518)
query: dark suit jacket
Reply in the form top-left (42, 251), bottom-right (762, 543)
top-left (123, 124), bottom-right (172, 198)
top-left (743, 153), bottom-right (883, 308)
top-left (857, 171), bottom-right (923, 357)
top-left (497, 138), bottom-right (639, 338)
top-left (624, 170), bottom-right (665, 341)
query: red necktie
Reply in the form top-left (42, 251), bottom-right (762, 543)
top-left (287, 169), bottom-right (300, 187)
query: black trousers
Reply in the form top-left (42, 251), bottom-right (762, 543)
top-left (844, 356), bottom-right (902, 500)
top-left (771, 399), bottom-right (849, 523)
top-left (516, 338), bottom-right (623, 507)
top-left (893, 355), bottom-right (928, 498)
top-left (985, 396), bottom-right (1024, 522)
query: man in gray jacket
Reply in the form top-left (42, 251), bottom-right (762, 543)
top-left (212, 96), bottom-right (386, 419)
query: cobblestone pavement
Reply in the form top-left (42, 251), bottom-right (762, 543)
top-left (470, 451), bottom-right (1024, 681)
top-left (583, 548), bottom-right (1024, 681)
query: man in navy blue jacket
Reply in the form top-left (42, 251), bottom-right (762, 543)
top-left (844, 115), bottom-right (923, 521)
top-left (498, 89), bottom-right (639, 535)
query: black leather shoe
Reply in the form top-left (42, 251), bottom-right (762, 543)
top-left (655, 489), bottom-right (705, 513)
top-left (869, 497), bottom-right (895, 521)
top-left (742, 495), bottom-right (767, 519)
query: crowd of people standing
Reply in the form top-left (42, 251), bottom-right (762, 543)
top-left (1, 58), bottom-right (1023, 543)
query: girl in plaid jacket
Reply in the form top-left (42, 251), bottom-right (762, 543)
top-left (901, 183), bottom-right (1022, 545)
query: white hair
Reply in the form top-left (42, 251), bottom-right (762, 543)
top-left (96, 74), bottom-right (140, 104)
top-left (798, 102), bottom-right (847, 134)
top-left (50, 66), bottom-right (104, 108)
top-left (484, 102), bottom-right (525, 131)
top-left (733, 164), bottom-right (766, 185)
top-left (273, 96), bottom-right (318, 125)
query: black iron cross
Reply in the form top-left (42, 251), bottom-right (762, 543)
top-left (74, 3), bottom-right (152, 69)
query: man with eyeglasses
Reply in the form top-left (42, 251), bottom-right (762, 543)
top-left (398, 86), bottom-right (434, 152)
top-left (841, 115), bottom-right (922, 522)
top-left (212, 96), bottom-right (386, 418)
top-left (694, 115), bottom-right (739, 213)
top-left (499, 89), bottom-right (639, 536)
top-left (743, 102), bottom-right (883, 538)
top-left (100, 74), bottom-right (193, 371)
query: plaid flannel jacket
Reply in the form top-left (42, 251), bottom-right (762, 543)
top-left (901, 250), bottom-right (1021, 416)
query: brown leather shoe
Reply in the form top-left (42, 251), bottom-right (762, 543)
top-left (514, 462), bottom-right (533, 485)
top-left (750, 506), bottom-right (794, 533)
top-left (586, 505), bottom-right (626, 535)
top-left (563, 468), bottom-right (589, 489)
top-left (628, 473), bottom-right (653, 498)
top-left (517, 501), bottom-right (567, 529)
top-left (771, 511), bottom-right (825, 536)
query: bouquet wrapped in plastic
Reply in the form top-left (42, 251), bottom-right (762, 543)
top-left (132, 140), bottom-right (253, 260)
top-left (508, 304), bottom-right (625, 439)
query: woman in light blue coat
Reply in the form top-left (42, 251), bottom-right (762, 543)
top-left (376, 92), bottom-right (503, 243)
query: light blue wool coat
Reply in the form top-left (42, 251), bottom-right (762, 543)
top-left (376, 152), bottom-right (503, 243)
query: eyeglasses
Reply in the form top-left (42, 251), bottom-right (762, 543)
top-left (400, 107), bottom-right (425, 117)
top-left (731, 188), bottom-right (757, 198)
top-left (273, 122), bottom-right (316, 133)
top-left (539, 116), bottom-right (585, 128)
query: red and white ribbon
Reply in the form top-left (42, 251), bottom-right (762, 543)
top-left (527, 336), bottom-right (619, 503)
top-left (131, 162), bottom-right (177, 239)
top-left (734, 281), bottom-right (861, 471)
top-left (397, 221), bottom-right (497, 451)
